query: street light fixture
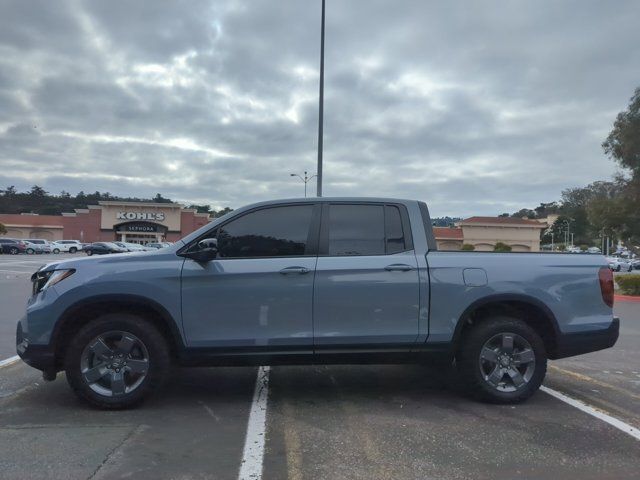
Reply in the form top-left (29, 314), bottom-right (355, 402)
top-left (290, 171), bottom-right (317, 198)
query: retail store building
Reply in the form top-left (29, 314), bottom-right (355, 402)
top-left (0, 201), bottom-right (210, 244)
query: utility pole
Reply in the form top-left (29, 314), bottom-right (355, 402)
top-left (316, 0), bottom-right (325, 197)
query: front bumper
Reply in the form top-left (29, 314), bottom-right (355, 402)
top-left (16, 323), bottom-right (55, 372)
top-left (551, 317), bottom-right (620, 359)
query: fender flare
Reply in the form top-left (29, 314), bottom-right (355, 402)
top-left (451, 293), bottom-right (561, 351)
top-left (53, 293), bottom-right (186, 353)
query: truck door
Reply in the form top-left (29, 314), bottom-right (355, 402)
top-left (313, 203), bottom-right (420, 350)
top-left (181, 203), bottom-right (320, 350)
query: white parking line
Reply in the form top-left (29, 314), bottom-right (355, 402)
top-left (238, 366), bottom-right (271, 480)
top-left (0, 355), bottom-right (20, 368)
top-left (541, 386), bottom-right (640, 441)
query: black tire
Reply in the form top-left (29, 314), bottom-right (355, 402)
top-left (86, 250), bottom-right (93, 256)
top-left (64, 313), bottom-right (170, 409)
top-left (9, 247), bottom-right (18, 255)
top-left (53, 248), bottom-right (60, 254)
top-left (69, 247), bottom-right (77, 253)
top-left (457, 316), bottom-right (547, 404)
top-left (26, 248), bottom-right (34, 255)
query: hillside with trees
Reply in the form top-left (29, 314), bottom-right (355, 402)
top-left (0, 187), bottom-right (232, 218)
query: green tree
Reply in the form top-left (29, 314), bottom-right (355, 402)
top-left (603, 87), bottom-right (640, 177)
top-left (187, 204), bottom-right (212, 214)
top-left (0, 222), bottom-right (6, 235)
top-left (29, 185), bottom-right (47, 197)
top-left (493, 242), bottom-right (512, 252)
top-left (213, 207), bottom-right (234, 218)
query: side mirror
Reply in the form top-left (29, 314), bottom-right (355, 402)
top-left (182, 238), bottom-right (218, 262)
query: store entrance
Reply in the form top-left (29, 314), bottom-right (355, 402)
top-left (113, 221), bottom-right (168, 245)
top-left (117, 233), bottom-right (164, 245)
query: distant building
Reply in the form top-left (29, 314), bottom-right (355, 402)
top-left (434, 216), bottom-right (547, 252)
top-left (433, 227), bottom-right (464, 250)
top-left (0, 201), bottom-right (210, 244)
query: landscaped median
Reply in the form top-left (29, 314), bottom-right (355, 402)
top-left (614, 273), bottom-right (640, 301)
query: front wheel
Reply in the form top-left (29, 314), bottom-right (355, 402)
top-left (64, 313), bottom-right (170, 409)
top-left (53, 248), bottom-right (60, 254)
top-left (69, 247), bottom-right (77, 253)
top-left (9, 247), bottom-right (19, 255)
top-left (457, 316), bottom-right (547, 403)
top-left (26, 248), bottom-right (34, 254)
top-left (86, 250), bottom-right (93, 256)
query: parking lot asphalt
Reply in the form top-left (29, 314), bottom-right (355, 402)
top-left (0, 253), bottom-right (639, 479)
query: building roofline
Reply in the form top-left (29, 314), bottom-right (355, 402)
top-left (97, 201), bottom-right (184, 208)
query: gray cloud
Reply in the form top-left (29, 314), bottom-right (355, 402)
top-left (0, 0), bottom-right (639, 216)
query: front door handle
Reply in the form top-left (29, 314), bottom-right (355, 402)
top-left (384, 264), bottom-right (414, 272)
top-left (279, 266), bottom-right (310, 275)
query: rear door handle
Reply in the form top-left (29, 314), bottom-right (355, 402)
top-left (279, 266), bottom-right (310, 274)
top-left (384, 264), bottom-right (414, 272)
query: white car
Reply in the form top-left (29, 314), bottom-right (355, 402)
top-left (587, 247), bottom-right (601, 254)
top-left (26, 239), bottom-right (52, 253)
top-left (606, 256), bottom-right (632, 272)
top-left (51, 240), bottom-right (83, 253)
top-left (23, 241), bottom-right (45, 255)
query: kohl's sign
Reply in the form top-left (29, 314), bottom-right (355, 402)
top-left (116, 211), bottom-right (166, 222)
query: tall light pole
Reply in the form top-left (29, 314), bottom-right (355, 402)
top-left (290, 171), bottom-right (317, 198)
top-left (316, 0), bottom-right (325, 197)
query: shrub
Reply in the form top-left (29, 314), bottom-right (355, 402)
top-left (461, 244), bottom-right (475, 251)
top-left (493, 242), bottom-right (512, 252)
top-left (580, 244), bottom-right (589, 251)
top-left (615, 274), bottom-right (640, 296)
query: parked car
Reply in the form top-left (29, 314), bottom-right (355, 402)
top-left (567, 246), bottom-right (581, 253)
top-left (113, 242), bottom-right (152, 252)
top-left (16, 197), bottom-right (619, 409)
top-left (587, 247), bottom-right (601, 254)
top-left (24, 241), bottom-right (46, 255)
top-left (145, 242), bottom-right (171, 249)
top-left (83, 242), bottom-right (128, 256)
top-left (606, 256), bottom-right (632, 272)
top-left (630, 259), bottom-right (640, 270)
top-left (0, 238), bottom-right (27, 254)
top-left (51, 240), bottom-right (83, 253)
top-left (26, 239), bottom-right (52, 254)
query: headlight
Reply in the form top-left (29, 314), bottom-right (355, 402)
top-left (32, 269), bottom-right (75, 295)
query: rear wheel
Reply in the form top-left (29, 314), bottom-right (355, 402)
top-left (86, 250), bottom-right (93, 256)
top-left (26, 248), bottom-right (34, 254)
top-left (457, 316), bottom-right (547, 403)
top-left (53, 248), bottom-right (60, 254)
top-left (70, 247), bottom-right (77, 253)
top-left (64, 313), bottom-right (170, 409)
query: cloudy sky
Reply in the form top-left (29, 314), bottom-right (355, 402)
top-left (0, 1), bottom-right (639, 217)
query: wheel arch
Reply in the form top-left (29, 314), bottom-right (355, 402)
top-left (452, 294), bottom-right (560, 358)
top-left (53, 294), bottom-right (185, 369)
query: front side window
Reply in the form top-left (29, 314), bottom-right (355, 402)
top-left (216, 205), bottom-right (314, 258)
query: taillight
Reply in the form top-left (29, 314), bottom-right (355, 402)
top-left (598, 266), bottom-right (614, 307)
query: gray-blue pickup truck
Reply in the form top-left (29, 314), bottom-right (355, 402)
top-left (16, 197), bottom-right (619, 408)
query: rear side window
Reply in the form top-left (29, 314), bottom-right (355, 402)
top-left (326, 204), bottom-right (411, 256)
top-left (216, 205), bottom-right (314, 258)
top-left (327, 205), bottom-right (383, 256)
